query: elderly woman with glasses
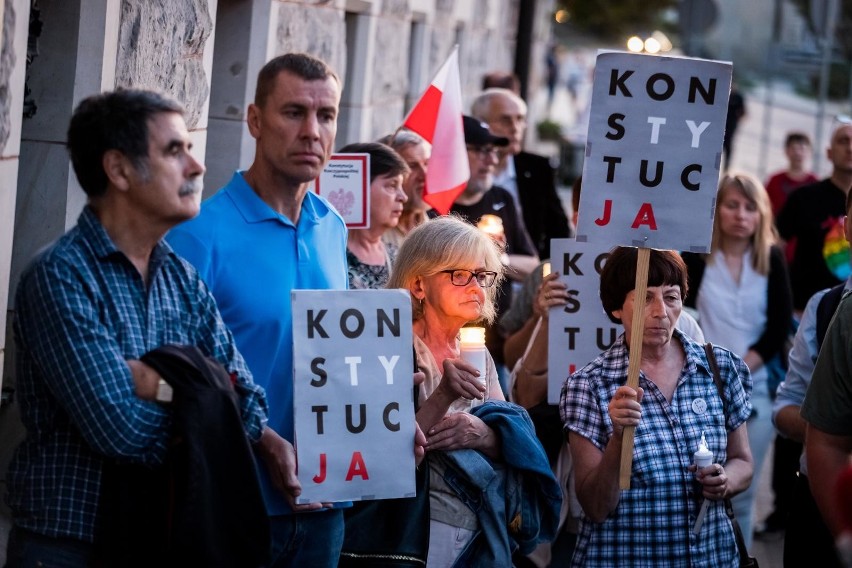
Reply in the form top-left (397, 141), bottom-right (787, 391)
top-left (387, 215), bottom-right (508, 564)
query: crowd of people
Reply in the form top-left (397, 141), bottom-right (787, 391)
top-left (4, 48), bottom-right (852, 568)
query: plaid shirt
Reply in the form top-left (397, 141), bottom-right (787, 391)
top-left (560, 330), bottom-right (752, 567)
top-left (7, 207), bottom-right (267, 542)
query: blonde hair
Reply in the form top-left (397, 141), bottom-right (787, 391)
top-left (386, 215), bottom-right (505, 324)
top-left (712, 172), bottom-right (777, 275)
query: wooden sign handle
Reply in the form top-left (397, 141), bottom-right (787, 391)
top-left (619, 247), bottom-right (650, 489)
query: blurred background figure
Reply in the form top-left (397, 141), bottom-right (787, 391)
top-left (765, 132), bottom-right (818, 218)
top-left (481, 70), bottom-right (521, 95)
top-left (378, 130), bottom-right (432, 248)
top-left (472, 89), bottom-right (571, 261)
top-left (545, 44), bottom-right (560, 110)
top-left (723, 84), bottom-right (747, 171)
top-left (683, 172), bottom-right (793, 549)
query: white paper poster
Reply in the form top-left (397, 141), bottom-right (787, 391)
top-left (291, 289), bottom-right (416, 503)
top-left (576, 52), bottom-right (732, 253)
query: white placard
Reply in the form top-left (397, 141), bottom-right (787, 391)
top-left (292, 289), bottom-right (415, 503)
top-left (314, 153), bottom-right (370, 228)
top-left (547, 239), bottom-right (621, 404)
top-left (576, 52), bottom-right (732, 253)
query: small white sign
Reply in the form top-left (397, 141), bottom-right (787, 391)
top-left (314, 154), bottom-right (370, 229)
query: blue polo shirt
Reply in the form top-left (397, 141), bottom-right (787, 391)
top-left (168, 171), bottom-right (348, 514)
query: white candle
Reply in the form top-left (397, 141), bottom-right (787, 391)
top-left (459, 327), bottom-right (487, 386)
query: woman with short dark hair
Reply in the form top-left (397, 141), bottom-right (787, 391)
top-left (560, 246), bottom-right (754, 567)
top-left (338, 142), bottom-right (409, 289)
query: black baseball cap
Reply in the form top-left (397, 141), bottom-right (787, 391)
top-left (463, 115), bottom-right (509, 147)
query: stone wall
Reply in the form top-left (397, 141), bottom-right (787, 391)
top-left (115, 0), bottom-right (214, 128)
top-left (275, 3), bottom-right (347, 80)
top-left (0, 2), bottom-right (15, 153)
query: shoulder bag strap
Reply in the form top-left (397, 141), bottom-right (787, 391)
top-left (703, 342), bottom-right (755, 566)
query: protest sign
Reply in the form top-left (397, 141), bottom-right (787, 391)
top-left (548, 239), bottom-right (620, 404)
top-left (575, 52), bottom-right (732, 253)
top-left (574, 51), bottom-right (732, 489)
top-left (314, 154), bottom-right (370, 228)
top-left (292, 289), bottom-right (416, 503)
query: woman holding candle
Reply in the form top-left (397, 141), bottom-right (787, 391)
top-left (338, 141), bottom-right (409, 290)
top-left (387, 215), bottom-right (559, 567)
top-left (560, 246), bottom-right (753, 567)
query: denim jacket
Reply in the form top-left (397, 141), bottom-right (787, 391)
top-left (432, 401), bottom-right (562, 568)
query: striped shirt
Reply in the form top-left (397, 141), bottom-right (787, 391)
top-left (560, 330), bottom-right (752, 567)
top-left (7, 207), bottom-right (267, 542)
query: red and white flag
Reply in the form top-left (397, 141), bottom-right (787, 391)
top-left (402, 47), bottom-right (469, 215)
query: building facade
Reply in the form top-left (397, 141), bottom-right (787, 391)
top-left (0, 0), bottom-right (554, 555)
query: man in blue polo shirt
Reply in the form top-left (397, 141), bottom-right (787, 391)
top-left (168, 53), bottom-right (348, 566)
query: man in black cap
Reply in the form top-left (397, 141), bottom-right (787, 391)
top-left (447, 116), bottom-right (539, 393)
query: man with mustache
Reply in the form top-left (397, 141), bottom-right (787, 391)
top-left (167, 53), bottom-right (350, 566)
top-left (5, 89), bottom-right (270, 565)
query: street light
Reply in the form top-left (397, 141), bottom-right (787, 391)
top-left (626, 31), bottom-right (673, 54)
top-left (627, 36), bottom-right (645, 53)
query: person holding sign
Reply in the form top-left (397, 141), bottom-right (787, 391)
top-left (682, 172), bottom-right (793, 549)
top-left (338, 141), bottom-right (410, 289)
top-left (560, 247), bottom-right (753, 567)
top-left (168, 53), bottom-right (348, 567)
top-left (388, 216), bottom-right (512, 565)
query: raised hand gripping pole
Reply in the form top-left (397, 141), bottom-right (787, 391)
top-left (618, 247), bottom-right (650, 490)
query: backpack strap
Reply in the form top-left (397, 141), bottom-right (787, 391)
top-left (703, 342), bottom-right (725, 415)
top-left (816, 283), bottom-right (846, 352)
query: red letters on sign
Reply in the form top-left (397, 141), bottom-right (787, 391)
top-left (346, 452), bottom-right (370, 481)
top-left (312, 451), bottom-right (371, 484)
top-left (631, 203), bottom-right (658, 230)
top-left (313, 453), bottom-right (327, 484)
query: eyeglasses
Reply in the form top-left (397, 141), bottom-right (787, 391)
top-left (835, 114), bottom-right (852, 125)
top-left (466, 145), bottom-right (500, 159)
top-left (440, 269), bottom-right (498, 288)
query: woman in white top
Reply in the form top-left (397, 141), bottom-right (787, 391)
top-left (682, 172), bottom-right (793, 548)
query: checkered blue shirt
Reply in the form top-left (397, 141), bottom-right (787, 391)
top-left (560, 330), bottom-right (752, 567)
top-left (7, 207), bottom-right (267, 542)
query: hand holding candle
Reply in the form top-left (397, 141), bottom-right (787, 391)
top-left (693, 432), bottom-right (713, 535)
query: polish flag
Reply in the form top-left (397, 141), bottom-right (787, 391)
top-left (403, 47), bottom-right (469, 215)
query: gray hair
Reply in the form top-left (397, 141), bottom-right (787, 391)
top-left (377, 129), bottom-right (428, 153)
top-left (470, 88), bottom-right (527, 121)
top-left (386, 215), bottom-right (504, 323)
